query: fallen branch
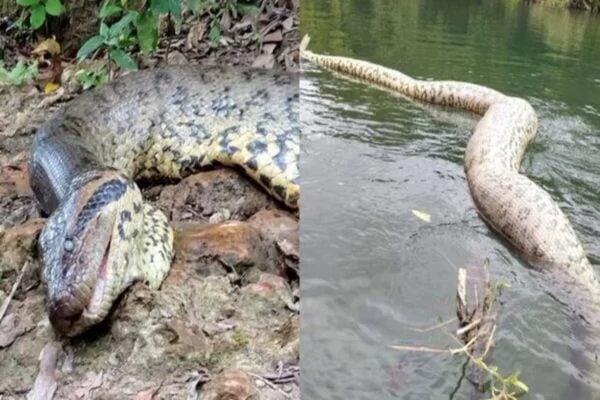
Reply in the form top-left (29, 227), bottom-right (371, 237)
top-left (389, 259), bottom-right (528, 399)
top-left (409, 317), bottom-right (457, 333)
top-left (0, 260), bottom-right (29, 323)
top-left (388, 344), bottom-right (452, 354)
top-left (389, 326), bottom-right (482, 356)
top-left (246, 371), bottom-right (293, 399)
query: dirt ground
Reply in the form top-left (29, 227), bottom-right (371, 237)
top-left (0, 1), bottom-right (300, 399)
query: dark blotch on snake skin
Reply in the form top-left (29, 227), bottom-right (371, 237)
top-left (73, 179), bottom-right (127, 237)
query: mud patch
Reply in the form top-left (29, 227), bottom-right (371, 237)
top-left (0, 168), bottom-right (299, 399)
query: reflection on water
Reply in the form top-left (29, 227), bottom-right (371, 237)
top-left (300, 1), bottom-right (600, 399)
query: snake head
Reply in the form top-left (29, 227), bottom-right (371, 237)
top-left (39, 170), bottom-right (142, 336)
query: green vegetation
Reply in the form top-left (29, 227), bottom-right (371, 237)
top-left (15, 0), bottom-right (65, 29)
top-left (534, 0), bottom-right (600, 12)
top-left (75, 63), bottom-right (108, 90)
top-left (232, 329), bottom-right (249, 348)
top-left (4, 0), bottom-right (268, 89)
top-left (0, 61), bottom-right (38, 86)
top-left (472, 357), bottom-right (529, 400)
top-left (76, 0), bottom-right (182, 71)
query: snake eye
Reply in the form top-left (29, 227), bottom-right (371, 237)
top-left (64, 239), bottom-right (74, 252)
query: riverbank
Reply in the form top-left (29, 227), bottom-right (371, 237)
top-left (527, 0), bottom-right (600, 12)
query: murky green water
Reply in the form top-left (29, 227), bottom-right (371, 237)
top-left (300, 1), bottom-right (600, 399)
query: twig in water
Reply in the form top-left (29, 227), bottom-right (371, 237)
top-left (409, 317), bottom-right (457, 333)
top-left (388, 344), bottom-right (453, 354)
top-left (390, 328), bottom-right (482, 356)
top-left (456, 317), bottom-right (481, 336)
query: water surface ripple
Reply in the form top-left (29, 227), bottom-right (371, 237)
top-left (300, 1), bottom-right (600, 399)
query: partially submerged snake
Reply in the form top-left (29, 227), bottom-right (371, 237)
top-left (30, 66), bottom-right (299, 336)
top-left (302, 50), bottom-right (600, 324)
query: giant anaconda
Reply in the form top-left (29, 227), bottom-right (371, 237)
top-left (302, 50), bottom-right (600, 323)
top-left (29, 66), bottom-right (299, 336)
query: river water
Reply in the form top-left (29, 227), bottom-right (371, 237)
top-left (300, 1), bottom-right (600, 399)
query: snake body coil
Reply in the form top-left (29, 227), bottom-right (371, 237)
top-left (302, 50), bottom-right (599, 323)
top-left (29, 66), bottom-right (299, 336)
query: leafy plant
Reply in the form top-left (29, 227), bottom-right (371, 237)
top-left (0, 61), bottom-right (38, 86)
top-left (150, 0), bottom-right (183, 31)
top-left (75, 64), bottom-right (109, 90)
top-left (15, 0), bottom-right (66, 29)
top-left (76, 0), bottom-right (186, 71)
top-left (76, 5), bottom-right (139, 70)
top-left (471, 357), bottom-right (528, 400)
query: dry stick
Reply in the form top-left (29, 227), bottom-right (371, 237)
top-left (90, 47), bottom-right (102, 62)
top-left (246, 372), bottom-right (293, 399)
top-left (456, 317), bottom-right (482, 337)
top-left (389, 327), bottom-right (483, 355)
top-left (449, 332), bottom-right (481, 355)
top-left (261, 365), bottom-right (299, 383)
top-left (482, 325), bottom-right (496, 357)
top-left (448, 325), bottom-right (500, 385)
top-left (388, 344), bottom-right (452, 354)
top-left (0, 260), bottom-right (29, 323)
top-left (409, 317), bottom-right (457, 333)
top-left (446, 328), bottom-right (488, 356)
top-left (164, 35), bottom-right (172, 64)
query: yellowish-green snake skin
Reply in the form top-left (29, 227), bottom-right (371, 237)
top-left (302, 49), bottom-right (600, 325)
top-left (29, 66), bottom-right (299, 336)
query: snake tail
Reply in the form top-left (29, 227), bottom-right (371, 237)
top-left (302, 50), bottom-right (600, 324)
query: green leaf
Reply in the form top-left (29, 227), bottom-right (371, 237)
top-left (76, 35), bottom-right (105, 60)
top-left (512, 379), bottom-right (529, 393)
top-left (76, 64), bottom-right (108, 90)
top-left (228, 1), bottom-right (237, 18)
top-left (29, 3), bottom-right (46, 29)
top-left (108, 11), bottom-right (137, 38)
top-left (187, 0), bottom-right (204, 14)
top-left (135, 11), bottom-right (159, 54)
top-left (106, 36), bottom-right (119, 46)
top-left (9, 63), bottom-right (27, 83)
top-left (100, 22), bottom-right (109, 38)
top-left (237, 4), bottom-right (260, 16)
top-left (208, 23), bottom-right (221, 44)
top-left (150, 0), bottom-right (170, 13)
top-left (508, 372), bottom-right (528, 393)
top-left (16, 0), bottom-right (40, 6)
top-left (2, 62), bottom-right (38, 86)
top-left (99, 2), bottom-right (122, 19)
top-left (45, 0), bottom-right (65, 16)
top-left (110, 48), bottom-right (137, 70)
top-left (168, 0), bottom-right (182, 30)
top-left (150, 0), bottom-right (181, 30)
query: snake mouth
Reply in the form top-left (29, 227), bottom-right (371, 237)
top-left (49, 235), bottom-right (113, 336)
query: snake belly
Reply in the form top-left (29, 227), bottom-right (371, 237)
top-left (29, 66), bottom-right (299, 336)
top-left (302, 50), bottom-right (600, 324)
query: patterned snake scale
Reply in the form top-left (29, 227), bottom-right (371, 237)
top-left (302, 50), bottom-right (600, 325)
top-left (29, 66), bottom-right (299, 336)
